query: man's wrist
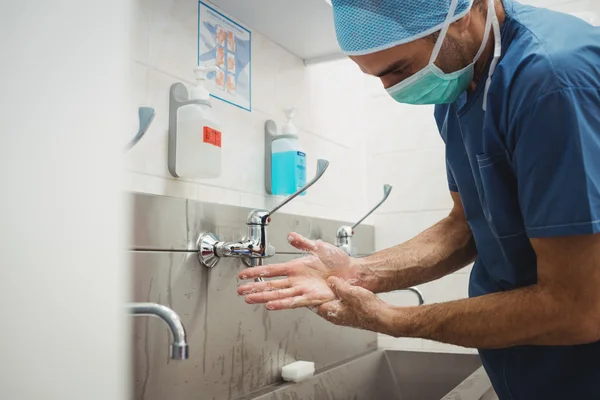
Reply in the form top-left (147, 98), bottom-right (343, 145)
top-left (353, 257), bottom-right (381, 292)
top-left (376, 304), bottom-right (419, 338)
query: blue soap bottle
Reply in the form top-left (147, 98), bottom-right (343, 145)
top-left (272, 108), bottom-right (306, 196)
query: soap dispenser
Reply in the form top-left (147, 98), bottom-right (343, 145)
top-left (271, 108), bottom-right (306, 196)
top-left (168, 65), bottom-right (222, 179)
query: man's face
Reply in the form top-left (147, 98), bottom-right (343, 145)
top-left (350, 23), bottom-right (477, 89)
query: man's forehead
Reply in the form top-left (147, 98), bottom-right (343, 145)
top-left (350, 40), bottom-right (428, 76)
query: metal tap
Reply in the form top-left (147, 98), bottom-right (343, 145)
top-left (336, 184), bottom-right (393, 256)
top-left (197, 159), bottom-right (330, 279)
top-left (128, 302), bottom-right (189, 360)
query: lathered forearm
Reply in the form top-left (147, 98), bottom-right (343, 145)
top-left (359, 214), bottom-right (476, 293)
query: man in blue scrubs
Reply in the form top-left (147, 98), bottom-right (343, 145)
top-left (238, 0), bottom-right (600, 398)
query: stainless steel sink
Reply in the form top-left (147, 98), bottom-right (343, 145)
top-left (239, 350), bottom-right (493, 400)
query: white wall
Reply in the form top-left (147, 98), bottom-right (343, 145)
top-left (0, 1), bottom-right (130, 399)
top-left (368, 0), bottom-right (600, 354)
top-left (127, 0), bottom-right (369, 222)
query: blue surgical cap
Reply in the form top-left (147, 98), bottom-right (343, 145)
top-left (332, 0), bottom-right (474, 55)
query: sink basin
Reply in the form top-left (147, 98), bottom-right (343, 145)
top-left (240, 350), bottom-right (492, 400)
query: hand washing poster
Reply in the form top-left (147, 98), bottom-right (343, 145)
top-left (198, 2), bottom-right (252, 111)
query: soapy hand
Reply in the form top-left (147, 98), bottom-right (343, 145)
top-left (237, 233), bottom-right (370, 310)
top-left (315, 277), bottom-right (389, 333)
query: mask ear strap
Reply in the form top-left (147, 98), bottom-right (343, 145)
top-left (473, 0), bottom-right (495, 63)
top-left (483, 2), bottom-right (502, 111)
top-left (430, 0), bottom-right (462, 64)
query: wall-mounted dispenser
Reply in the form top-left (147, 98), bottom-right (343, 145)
top-left (168, 66), bottom-right (222, 179)
top-left (265, 109), bottom-right (306, 196)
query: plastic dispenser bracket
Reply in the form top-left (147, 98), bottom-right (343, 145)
top-left (264, 120), bottom-right (298, 195)
top-left (126, 107), bottom-right (156, 151)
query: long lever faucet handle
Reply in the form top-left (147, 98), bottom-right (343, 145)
top-left (352, 184), bottom-right (393, 230)
top-left (268, 159), bottom-right (330, 217)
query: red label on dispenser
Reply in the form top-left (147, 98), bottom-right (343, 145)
top-left (203, 127), bottom-right (222, 148)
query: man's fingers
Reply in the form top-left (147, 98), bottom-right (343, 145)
top-left (237, 279), bottom-right (291, 296)
top-left (265, 295), bottom-right (322, 310)
top-left (327, 276), bottom-right (351, 298)
top-left (287, 232), bottom-right (318, 253)
top-left (328, 276), bottom-right (369, 303)
top-left (238, 260), bottom-right (302, 280)
top-left (245, 287), bottom-right (301, 304)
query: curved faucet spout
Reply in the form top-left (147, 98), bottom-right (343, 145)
top-left (128, 302), bottom-right (189, 360)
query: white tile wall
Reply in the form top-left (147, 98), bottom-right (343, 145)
top-left (128, 0), bottom-right (369, 223)
top-left (368, 0), bottom-right (599, 353)
top-left (367, 148), bottom-right (453, 215)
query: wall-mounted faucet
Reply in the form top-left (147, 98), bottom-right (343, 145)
top-left (197, 159), bottom-right (330, 280)
top-left (336, 184), bottom-right (393, 256)
top-left (335, 185), bottom-right (425, 305)
top-left (128, 303), bottom-right (189, 360)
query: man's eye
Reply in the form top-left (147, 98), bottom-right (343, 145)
top-left (391, 68), bottom-right (407, 76)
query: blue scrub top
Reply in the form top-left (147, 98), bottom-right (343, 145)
top-left (435, 1), bottom-right (600, 398)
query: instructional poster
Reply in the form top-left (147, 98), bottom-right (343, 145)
top-left (198, 2), bottom-right (252, 111)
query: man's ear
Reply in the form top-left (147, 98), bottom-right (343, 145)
top-left (449, 11), bottom-right (473, 38)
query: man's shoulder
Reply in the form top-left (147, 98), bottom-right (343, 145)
top-left (497, 8), bottom-right (600, 108)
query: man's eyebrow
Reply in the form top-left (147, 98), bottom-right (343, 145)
top-left (374, 59), bottom-right (410, 78)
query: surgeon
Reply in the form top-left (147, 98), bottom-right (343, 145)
top-left (238, 0), bottom-right (600, 398)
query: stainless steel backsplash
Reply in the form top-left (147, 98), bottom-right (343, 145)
top-left (128, 193), bottom-right (377, 400)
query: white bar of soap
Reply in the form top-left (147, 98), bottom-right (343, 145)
top-left (281, 361), bottom-right (315, 383)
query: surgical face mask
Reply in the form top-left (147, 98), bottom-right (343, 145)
top-left (386, 0), bottom-right (497, 105)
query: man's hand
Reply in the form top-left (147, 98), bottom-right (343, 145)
top-left (316, 277), bottom-right (394, 333)
top-left (237, 233), bottom-right (371, 310)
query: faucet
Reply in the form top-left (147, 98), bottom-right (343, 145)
top-left (197, 159), bottom-right (330, 280)
top-left (333, 184), bottom-right (424, 305)
top-left (128, 302), bottom-right (189, 360)
top-left (336, 184), bottom-right (393, 256)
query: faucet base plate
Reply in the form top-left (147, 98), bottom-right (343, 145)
top-left (197, 233), bottom-right (220, 268)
